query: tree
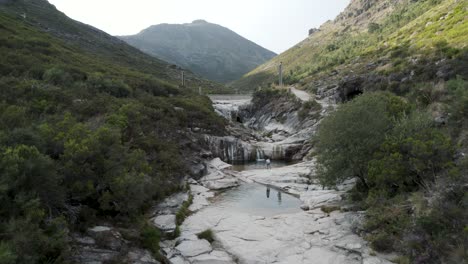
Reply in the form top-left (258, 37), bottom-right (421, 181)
top-left (315, 92), bottom-right (410, 188)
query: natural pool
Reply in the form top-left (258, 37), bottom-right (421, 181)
top-left (211, 183), bottom-right (302, 217)
top-left (230, 160), bottom-right (299, 171)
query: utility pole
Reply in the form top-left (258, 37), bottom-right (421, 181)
top-left (278, 62), bottom-right (283, 87)
top-left (181, 70), bottom-right (185, 87)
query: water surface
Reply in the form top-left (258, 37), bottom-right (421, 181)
top-left (212, 183), bottom-right (302, 217)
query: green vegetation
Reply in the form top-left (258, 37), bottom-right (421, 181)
top-left (315, 81), bottom-right (468, 262)
top-left (197, 229), bottom-right (215, 243)
top-left (0, 1), bottom-right (226, 262)
top-left (233, 0), bottom-right (468, 92)
top-left (176, 194), bottom-right (194, 226)
top-left (320, 205), bottom-right (341, 215)
top-left (298, 100), bottom-right (322, 120)
top-left (120, 20), bottom-right (276, 84)
top-left (140, 224), bottom-right (163, 260)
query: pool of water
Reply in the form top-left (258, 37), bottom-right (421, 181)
top-left (231, 160), bottom-right (298, 172)
top-left (211, 183), bottom-right (302, 217)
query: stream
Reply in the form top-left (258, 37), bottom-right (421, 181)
top-left (159, 94), bottom-right (395, 264)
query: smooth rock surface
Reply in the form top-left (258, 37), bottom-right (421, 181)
top-left (175, 240), bottom-right (212, 258)
top-left (153, 214), bottom-right (176, 232)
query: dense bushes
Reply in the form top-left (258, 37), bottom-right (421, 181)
top-left (0, 5), bottom-right (227, 262)
top-left (315, 88), bottom-right (466, 262)
top-left (316, 92), bottom-right (411, 188)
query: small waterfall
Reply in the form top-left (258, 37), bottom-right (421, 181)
top-left (255, 148), bottom-right (265, 161)
top-left (203, 135), bottom-right (256, 163)
top-left (272, 145), bottom-right (285, 160)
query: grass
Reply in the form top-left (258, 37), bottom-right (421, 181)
top-left (197, 229), bottom-right (215, 243)
top-left (320, 205), bottom-right (341, 215)
top-left (232, 0), bottom-right (468, 91)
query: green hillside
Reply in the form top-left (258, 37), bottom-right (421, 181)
top-left (233, 0), bottom-right (467, 92)
top-left (120, 20), bottom-right (276, 84)
top-left (241, 0), bottom-right (468, 262)
top-left (0, 0), bottom-right (226, 262)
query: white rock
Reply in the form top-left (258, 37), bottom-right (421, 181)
top-left (169, 256), bottom-right (189, 264)
top-left (189, 250), bottom-right (234, 264)
top-left (176, 240), bottom-right (212, 258)
top-left (153, 215), bottom-right (176, 232)
top-left (89, 226), bottom-right (112, 232)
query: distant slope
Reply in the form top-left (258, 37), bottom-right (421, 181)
top-left (232, 0), bottom-right (467, 93)
top-left (120, 20), bottom-right (277, 83)
top-left (0, 0), bottom-right (229, 93)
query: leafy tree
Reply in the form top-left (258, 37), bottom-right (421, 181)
top-left (368, 112), bottom-right (454, 196)
top-left (315, 92), bottom-right (410, 188)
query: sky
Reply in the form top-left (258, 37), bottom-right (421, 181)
top-left (48, 0), bottom-right (350, 54)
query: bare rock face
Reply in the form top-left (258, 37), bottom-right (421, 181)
top-left (199, 158), bottom-right (240, 190)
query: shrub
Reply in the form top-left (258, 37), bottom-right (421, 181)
top-left (298, 99), bottom-right (322, 120)
top-left (197, 229), bottom-right (215, 243)
top-left (87, 73), bottom-right (131, 98)
top-left (140, 224), bottom-right (162, 259)
top-left (368, 23), bottom-right (381, 33)
top-left (315, 92), bottom-right (410, 188)
top-left (43, 67), bottom-right (72, 86)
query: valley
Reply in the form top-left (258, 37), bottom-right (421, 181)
top-left (0, 0), bottom-right (466, 263)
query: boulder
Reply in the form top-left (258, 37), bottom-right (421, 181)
top-left (176, 239), bottom-right (212, 258)
top-left (153, 215), bottom-right (176, 232)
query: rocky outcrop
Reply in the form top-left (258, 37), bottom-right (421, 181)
top-left (199, 158), bottom-right (240, 190)
top-left (70, 226), bottom-right (160, 264)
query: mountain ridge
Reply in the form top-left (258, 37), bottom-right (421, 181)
top-left (119, 20), bottom-right (277, 83)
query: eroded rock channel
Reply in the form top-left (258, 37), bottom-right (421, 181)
top-left (155, 91), bottom-right (395, 264)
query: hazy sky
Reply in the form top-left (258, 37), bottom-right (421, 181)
top-left (48, 0), bottom-right (350, 54)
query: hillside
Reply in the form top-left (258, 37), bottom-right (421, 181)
top-left (237, 0), bottom-right (468, 262)
top-left (0, 0), bottom-right (229, 94)
top-left (233, 0), bottom-right (467, 93)
top-left (119, 20), bottom-right (276, 83)
top-left (0, 0), bottom-right (227, 262)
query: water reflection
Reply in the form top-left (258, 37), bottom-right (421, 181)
top-left (231, 160), bottom-right (299, 172)
top-left (213, 183), bottom-right (302, 217)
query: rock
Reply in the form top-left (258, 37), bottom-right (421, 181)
top-left (169, 256), bottom-right (190, 264)
top-left (87, 226), bottom-right (124, 251)
top-left (72, 248), bottom-right (119, 263)
top-left (126, 248), bottom-right (160, 264)
top-left (300, 204), bottom-right (310, 211)
top-left (89, 226), bottom-right (112, 232)
top-left (175, 239), bottom-right (212, 258)
top-left (153, 215), bottom-right (176, 232)
top-left (189, 250), bottom-right (234, 264)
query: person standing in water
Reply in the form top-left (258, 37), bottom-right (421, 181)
top-left (266, 158), bottom-right (271, 169)
top-left (266, 186), bottom-right (270, 198)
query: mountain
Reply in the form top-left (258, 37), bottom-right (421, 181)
top-left (232, 0), bottom-right (467, 93)
top-left (0, 0), bottom-right (227, 262)
top-left (119, 20), bottom-right (277, 83)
